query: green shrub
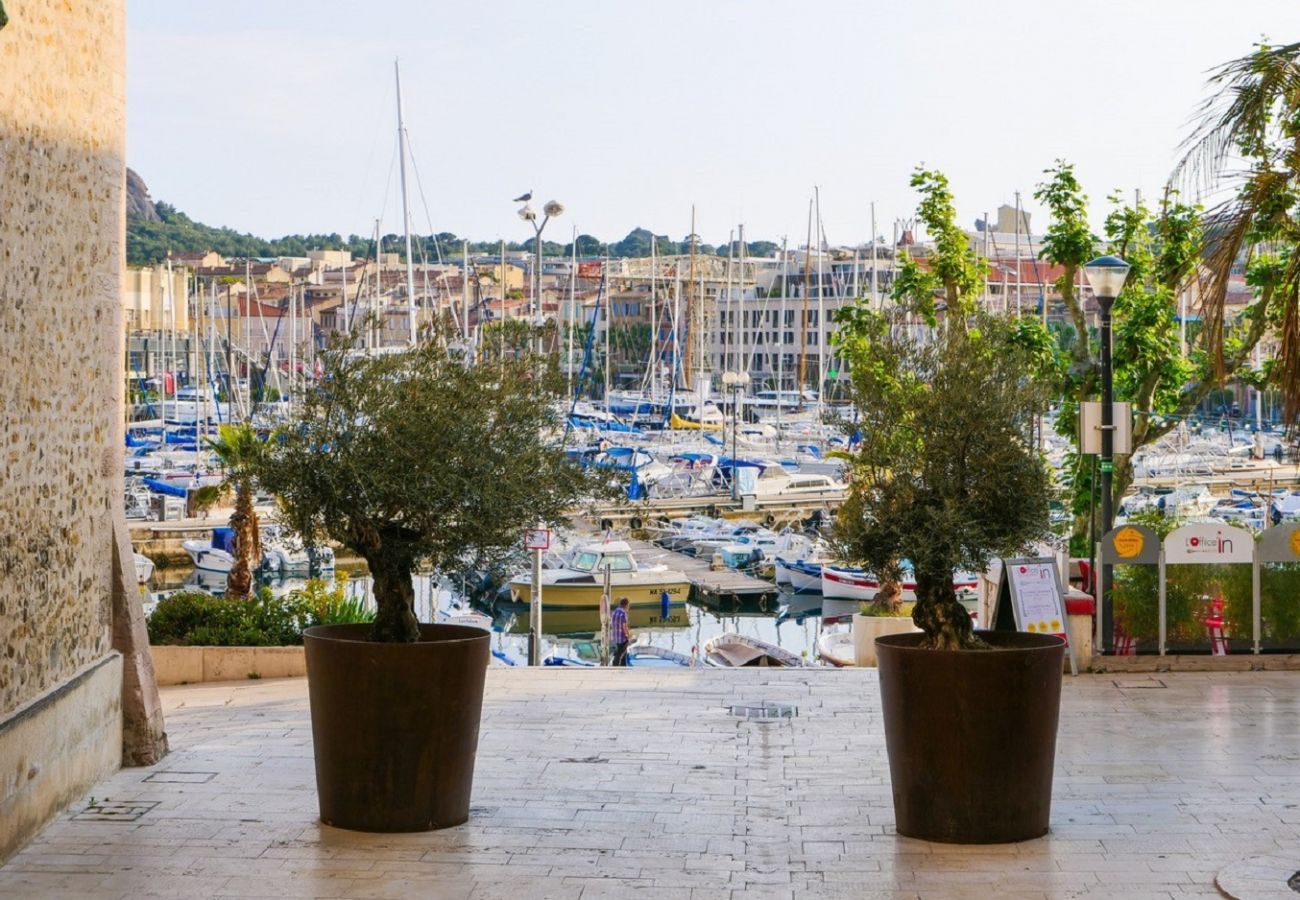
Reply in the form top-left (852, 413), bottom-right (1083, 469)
top-left (147, 579), bottom-right (374, 646)
top-left (148, 588), bottom-right (313, 646)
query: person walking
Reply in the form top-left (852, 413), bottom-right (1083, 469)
top-left (611, 597), bottom-right (631, 666)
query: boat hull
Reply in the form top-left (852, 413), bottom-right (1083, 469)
top-left (509, 578), bottom-right (691, 609)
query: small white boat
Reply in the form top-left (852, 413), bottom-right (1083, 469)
top-left (628, 642), bottom-right (695, 667)
top-left (702, 632), bottom-right (810, 668)
top-left (182, 528), bottom-right (237, 573)
top-left (816, 630), bottom-right (855, 667)
top-left (133, 553), bottom-right (155, 585)
top-left (777, 557), bottom-right (825, 593)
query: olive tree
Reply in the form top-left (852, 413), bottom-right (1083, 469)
top-left (833, 309), bottom-right (1056, 650)
top-left (253, 337), bottom-right (599, 643)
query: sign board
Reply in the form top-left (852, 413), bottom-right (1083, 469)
top-left (1257, 522), bottom-right (1300, 563)
top-left (992, 556), bottom-right (1078, 675)
top-left (1163, 523), bottom-right (1253, 564)
top-left (523, 528), bottom-right (551, 551)
top-left (1079, 401), bottom-right (1133, 455)
top-left (1099, 524), bottom-right (1161, 565)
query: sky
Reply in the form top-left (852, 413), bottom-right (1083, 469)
top-left (127, 0), bottom-right (1300, 248)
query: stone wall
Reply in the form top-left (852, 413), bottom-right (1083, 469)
top-left (0, 0), bottom-right (157, 862)
top-left (0, 0), bottom-right (124, 718)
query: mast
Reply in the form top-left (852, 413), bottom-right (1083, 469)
top-left (567, 228), bottom-right (576, 397)
top-left (685, 206), bottom-right (698, 393)
top-left (395, 60), bottom-right (418, 346)
top-left (798, 198), bottom-right (812, 408)
top-left (1014, 190), bottom-right (1022, 316)
top-left (737, 224), bottom-right (746, 383)
top-left (777, 236), bottom-right (787, 430)
top-left (462, 239), bottom-right (472, 357)
top-left (870, 202), bottom-right (879, 309)
top-left (603, 249), bottom-right (611, 406)
top-left (649, 233), bottom-right (657, 401)
top-left (815, 186), bottom-right (825, 417)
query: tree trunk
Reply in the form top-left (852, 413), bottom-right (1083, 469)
top-left (911, 566), bottom-right (983, 651)
top-left (226, 479), bottom-right (260, 598)
top-left (872, 575), bottom-right (903, 615)
top-left (369, 549), bottom-right (420, 643)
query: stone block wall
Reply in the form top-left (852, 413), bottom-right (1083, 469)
top-left (0, 0), bottom-right (125, 718)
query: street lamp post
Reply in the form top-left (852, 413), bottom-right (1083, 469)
top-left (1084, 254), bottom-right (1131, 655)
top-left (518, 199), bottom-right (564, 360)
top-left (721, 370), bottom-right (750, 500)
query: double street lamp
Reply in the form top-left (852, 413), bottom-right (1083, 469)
top-left (518, 199), bottom-right (564, 359)
top-left (1083, 254), bottom-right (1131, 655)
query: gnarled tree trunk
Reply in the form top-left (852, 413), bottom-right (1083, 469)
top-left (912, 566), bottom-right (983, 651)
top-left (368, 545), bottom-right (420, 643)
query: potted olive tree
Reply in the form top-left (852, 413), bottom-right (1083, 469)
top-left (252, 334), bottom-right (597, 832)
top-left (834, 297), bottom-right (1059, 842)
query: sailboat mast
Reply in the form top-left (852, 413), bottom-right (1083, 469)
top-left (870, 202), bottom-right (879, 309)
top-left (798, 198), bottom-right (812, 408)
top-left (685, 206), bottom-right (698, 392)
top-left (567, 228), bottom-right (576, 396)
top-left (777, 236), bottom-right (787, 429)
top-left (395, 60), bottom-right (418, 346)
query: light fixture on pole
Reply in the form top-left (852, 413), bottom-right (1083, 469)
top-left (721, 370), bottom-right (750, 500)
top-left (1084, 254), bottom-right (1131, 656)
top-left (517, 198), bottom-right (564, 361)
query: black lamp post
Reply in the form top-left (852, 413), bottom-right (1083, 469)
top-left (1083, 254), bottom-right (1131, 653)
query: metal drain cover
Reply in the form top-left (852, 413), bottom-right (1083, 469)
top-left (729, 702), bottom-right (797, 721)
top-left (74, 800), bottom-right (159, 822)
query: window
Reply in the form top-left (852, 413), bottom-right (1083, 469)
top-left (572, 552), bottom-right (599, 572)
top-left (602, 554), bottom-right (634, 572)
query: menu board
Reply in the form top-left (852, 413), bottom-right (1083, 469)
top-left (993, 557), bottom-right (1078, 676)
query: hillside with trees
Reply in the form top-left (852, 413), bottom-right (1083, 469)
top-left (125, 173), bottom-right (779, 266)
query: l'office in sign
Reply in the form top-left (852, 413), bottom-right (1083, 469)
top-left (1183, 531), bottom-right (1236, 557)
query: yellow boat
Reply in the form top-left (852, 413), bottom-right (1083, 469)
top-left (669, 412), bottom-right (723, 431)
top-left (509, 540), bottom-right (693, 609)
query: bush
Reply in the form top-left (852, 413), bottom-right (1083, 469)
top-left (148, 587), bottom-right (316, 646)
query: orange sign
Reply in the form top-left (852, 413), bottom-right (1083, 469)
top-left (1113, 526), bottom-right (1145, 560)
top-left (1290, 529), bottom-right (1300, 558)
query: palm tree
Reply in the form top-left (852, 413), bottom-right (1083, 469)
top-left (1175, 40), bottom-right (1300, 419)
top-left (207, 423), bottom-right (264, 598)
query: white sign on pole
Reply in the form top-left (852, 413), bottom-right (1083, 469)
top-left (1079, 401), bottom-right (1133, 455)
top-left (1163, 523), bottom-right (1253, 564)
top-left (994, 556), bottom-right (1078, 675)
top-left (524, 528), bottom-right (551, 551)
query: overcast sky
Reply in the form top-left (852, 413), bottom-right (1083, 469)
top-left (127, 1), bottom-right (1300, 247)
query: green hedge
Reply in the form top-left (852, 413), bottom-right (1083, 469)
top-left (148, 577), bottom-right (374, 647)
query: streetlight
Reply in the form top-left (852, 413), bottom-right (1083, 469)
top-left (518, 199), bottom-right (564, 359)
top-left (721, 370), bottom-right (751, 500)
top-left (1084, 254), bottom-right (1131, 655)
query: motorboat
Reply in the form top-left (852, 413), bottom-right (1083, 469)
top-left (509, 540), bottom-right (692, 609)
top-left (821, 564), bottom-right (980, 603)
top-left (776, 557), bottom-right (825, 594)
top-left (702, 632), bottom-right (809, 668)
top-left (182, 527), bottom-right (238, 573)
top-left (261, 525), bottom-right (335, 574)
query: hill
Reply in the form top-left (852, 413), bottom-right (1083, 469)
top-left (124, 172), bottom-right (778, 266)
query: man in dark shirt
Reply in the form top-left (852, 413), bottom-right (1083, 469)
top-left (611, 597), bottom-right (631, 666)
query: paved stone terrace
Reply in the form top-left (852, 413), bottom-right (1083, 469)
top-left (3, 668), bottom-right (1299, 899)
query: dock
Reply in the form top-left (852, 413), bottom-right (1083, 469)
top-left (622, 537), bottom-right (781, 611)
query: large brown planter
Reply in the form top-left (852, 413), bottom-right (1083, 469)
top-left (303, 623), bottom-right (490, 832)
top-left (876, 630), bottom-right (1064, 843)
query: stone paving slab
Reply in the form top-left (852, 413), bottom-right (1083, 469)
top-left (2, 668), bottom-right (1299, 898)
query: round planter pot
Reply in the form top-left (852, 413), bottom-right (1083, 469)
top-left (852, 613), bottom-right (919, 667)
top-left (876, 630), bottom-right (1064, 843)
top-left (303, 623), bottom-right (490, 832)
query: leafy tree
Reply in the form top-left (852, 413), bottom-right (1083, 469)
top-left (891, 168), bottom-right (987, 326)
top-left (833, 308), bottom-right (1055, 650)
top-left (206, 423), bottom-right (264, 598)
top-left (251, 334), bottom-right (600, 642)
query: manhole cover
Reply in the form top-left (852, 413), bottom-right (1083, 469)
top-left (144, 771), bottom-right (216, 784)
top-left (74, 800), bottom-right (159, 822)
top-left (729, 703), bottom-right (797, 721)
top-left (1112, 678), bottom-right (1167, 689)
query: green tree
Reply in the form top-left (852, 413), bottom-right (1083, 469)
top-left (833, 308), bottom-right (1055, 650)
top-left (206, 423), bottom-right (265, 599)
top-left (891, 168), bottom-right (987, 325)
top-left (251, 334), bottom-right (600, 642)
